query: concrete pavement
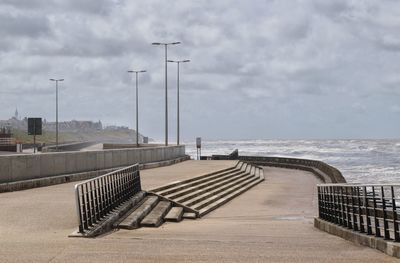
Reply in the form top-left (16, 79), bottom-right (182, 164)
top-left (0, 160), bottom-right (397, 262)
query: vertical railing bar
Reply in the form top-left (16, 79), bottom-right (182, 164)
top-left (372, 186), bottom-right (380, 237)
top-left (81, 184), bottom-right (89, 230)
top-left (98, 178), bottom-right (104, 218)
top-left (75, 185), bottom-right (84, 233)
top-left (332, 186), bottom-right (337, 224)
top-left (357, 186), bottom-right (365, 233)
top-left (352, 187), bottom-right (358, 231)
top-left (110, 173), bottom-right (116, 210)
top-left (326, 186), bottom-right (331, 222)
top-left (323, 187), bottom-right (328, 220)
top-left (94, 179), bottom-right (101, 221)
top-left (318, 187), bottom-right (322, 219)
top-left (340, 186), bottom-right (346, 227)
top-left (89, 181), bottom-right (96, 224)
top-left (381, 186), bottom-right (390, 239)
top-left (346, 187), bottom-right (352, 229)
top-left (85, 183), bottom-right (93, 227)
top-left (364, 186), bottom-right (372, 235)
top-left (391, 186), bottom-right (400, 242)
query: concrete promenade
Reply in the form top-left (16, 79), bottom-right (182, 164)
top-left (0, 160), bottom-right (397, 262)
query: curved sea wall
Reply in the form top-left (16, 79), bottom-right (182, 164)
top-left (211, 153), bottom-right (346, 183)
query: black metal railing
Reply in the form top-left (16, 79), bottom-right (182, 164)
top-left (74, 164), bottom-right (141, 233)
top-left (318, 184), bottom-right (400, 241)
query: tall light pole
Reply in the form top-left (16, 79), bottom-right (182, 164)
top-left (127, 70), bottom-right (146, 147)
top-left (49, 78), bottom-right (64, 151)
top-left (167, 59), bottom-right (190, 145)
top-left (151, 41), bottom-right (181, 146)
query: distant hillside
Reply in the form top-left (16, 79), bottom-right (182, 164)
top-left (12, 129), bottom-right (149, 145)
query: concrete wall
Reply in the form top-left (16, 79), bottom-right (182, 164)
top-left (210, 153), bottom-right (346, 183)
top-left (238, 156), bottom-right (346, 183)
top-left (42, 141), bottom-right (97, 152)
top-left (0, 145), bottom-right (185, 184)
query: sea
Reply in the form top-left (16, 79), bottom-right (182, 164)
top-left (183, 139), bottom-right (400, 184)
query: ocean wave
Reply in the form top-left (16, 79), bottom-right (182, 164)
top-left (185, 139), bottom-right (400, 184)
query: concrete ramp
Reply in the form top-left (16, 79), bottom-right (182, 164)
top-left (115, 161), bottom-right (263, 231)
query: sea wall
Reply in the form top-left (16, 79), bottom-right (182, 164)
top-left (211, 152), bottom-right (346, 183)
top-left (0, 145), bottom-right (185, 184)
top-left (42, 141), bottom-right (97, 152)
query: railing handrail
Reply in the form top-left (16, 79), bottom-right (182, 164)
top-left (74, 164), bottom-right (137, 188)
top-left (318, 183), bottom-right (400, 187)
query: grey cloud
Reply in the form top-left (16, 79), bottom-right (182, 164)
top-left (1, 0), bottom-right (400, 140)
top-left (0, 13), bottom-right (50, 38)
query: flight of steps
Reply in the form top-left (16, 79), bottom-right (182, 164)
top-left (117, 161), bottom-right (264, 230)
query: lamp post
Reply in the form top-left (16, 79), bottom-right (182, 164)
top-left (127, 70), bottom-right (146, 147)
top-left (167, 59), bottom-right (190, 145)
top-left (49, 78), bottom-right (64, 151)
top-left (151, 41), bottom-right (181, 146)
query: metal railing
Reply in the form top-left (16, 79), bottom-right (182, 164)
top-left (74, 164), bottom-right (141, 233)
top-left (0, 138), bottom-right (16, 145)
top-left (318, 184), bottom-right (400, 241)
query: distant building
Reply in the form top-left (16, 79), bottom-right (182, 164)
top-left (14, 108), bottom-right (19, 120)
top-left (44, 120), bottom-right (103, 132)
top-left (0, 110), bottom-right (140, 136)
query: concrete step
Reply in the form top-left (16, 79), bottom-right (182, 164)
top-left (245, 164), bottom-right (252, 174)
top-left (182, 212), bottom-right (197, 219)
top-left (172, 171), bottom-right (251, 203)
top-left (260, 168), bottom-right (264, 179)
top-left (165, 169), bottom-right (247, 200)
top-left (164, 207), bottom-right (184, 222)
top-left (193, 176), bottom-right (260, 211)
top-left (237, 161), bottom-right (245, 170)
top-left (140, 201), bottom-right (172, 227)
top-left (174, 172), bottom-right (251, 205)
top-left (118, 195), bottom-right (159, 230)
top-left (156, 168), bottom-right (242, 197)
top-left (234, 160), bottom-right (241, 168)
top-left (181, 173), bottom-right (255, 207)
top-left (150, 166), bottom-right (237, 193)
top-left (250, 166), bottom-right (255, 176)
top-left (240, 162), bottom-right (249, 172)
top-left (198, 178), bottom-right (264, 217)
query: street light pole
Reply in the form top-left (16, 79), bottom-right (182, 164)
top-left (49, 78), bottom-right (64, 151)
top-left (128, 70), bottom-right (146, 147)
top-left (152, 41), bottom-right (181, 146)
top-left (167, 59), bottom-right (190, 145)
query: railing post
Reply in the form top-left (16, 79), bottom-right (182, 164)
top-left (364, 186), bottom-right (372, 235)
top-left (391, 186), bottom-right (399, 242)
top-left (341, 186), bottom-right (347, 227)
top-left (381, 186), bottom-right (390, 239)
top-left (357, 186), bottom-right (365, 233)
top-left (326, 186), bottom-right (332, 222)
top-left (372, 186), bottom-right (381, 237)
top-left (351, 186), bottom-right (358, 231)
top-left (318, 186), bottom-right (322, 218)
top-left (337, 186), bottom-right (343, 226)
top-left (74, 185), bottom-right (84, 233)
top-left (346, 187), bottom-right (352, 229)
top-left (333, 186), bottom-right (338, 224)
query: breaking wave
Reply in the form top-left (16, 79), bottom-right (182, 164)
top-left (184, 139), bottom-right (400, 184)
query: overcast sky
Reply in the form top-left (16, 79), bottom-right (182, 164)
top-left (1, 0), bottom-right (400, 140)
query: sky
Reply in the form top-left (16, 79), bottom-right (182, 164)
top-left (1, 0), bottom-right (400, 141)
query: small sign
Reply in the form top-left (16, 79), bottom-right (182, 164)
top-left (196, 137), bottom-right (201, 149)
top-left (28, 118), bottom-right (42, 135)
